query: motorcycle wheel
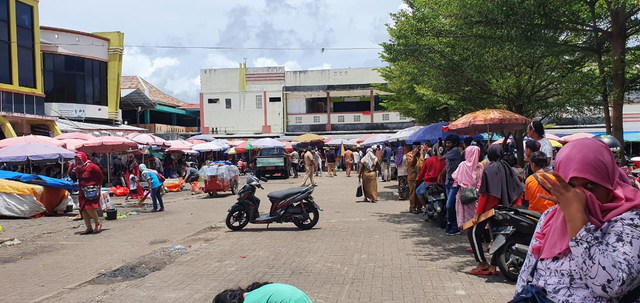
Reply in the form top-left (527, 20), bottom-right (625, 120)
top-left (294, 206), bottom-right (319, 230)
top-left (225, 208), bottom-right (249, 231)
top-left (230, 180), bottom-right (238, 195)
top-left (496, 237), bottom-right (525, 282)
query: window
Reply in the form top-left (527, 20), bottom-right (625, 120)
top-left (225, 98), bottom-right (231, 109)
top-left (0, 0), bottom-right (10, 84)
top-left (269, 97), bottom-right (281, 102)
top-left (313, 116), bottom-right (320, 123)
top-left (43, 53), bottom-right (108, 106)
top-left (256, 95), bottom-right (262, 109)
top-left (382, 113), bottom-right (390, 121)
top-left (399, 114), bottom-right (407, 120)
top-left (0, 91), bottom-right (39, 115)
top-left (354, 115), bottom-right (361, 122)
top-left (295, 116), bottom-right (302, 124)
top-left (208, 98), bottom-right (219, 104)
top-left (338, 115), bottom-right (344, 122)
top-left (15, 1), bottom-right (34, 88)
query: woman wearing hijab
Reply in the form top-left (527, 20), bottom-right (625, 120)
top-left (359, 148), bottom-right (382, 202)
top-left (514, 139), bottom-right (640, 302)
top-left (396, 146), bottom-right (409, 200)
top-left (452, 146), bottom-right (483, 229)
top-left (468, 145), bottom-right (524, 275)
top-left (75, 152), bottom-right (104, 234)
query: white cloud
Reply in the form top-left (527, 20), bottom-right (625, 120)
top-left (252, 57), bottom-right (301, 71)
top-left (309, 63), bottom-right (332, 70)
top-left (165, 75), bottom-right (201, 97)
top-left (122, 47), bottom-right (179, 78)
top-left (397, 2), bottom-right (410, 11)
top-left (205, 54), bottom-right (239, 69)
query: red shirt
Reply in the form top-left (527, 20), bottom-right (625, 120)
top-left (417, 156), bottom-right (446, 184)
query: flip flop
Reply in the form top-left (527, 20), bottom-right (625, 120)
top-left (468, 268), bottom-right (494, 276)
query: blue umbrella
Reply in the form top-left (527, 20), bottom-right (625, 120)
top-left (406, 122), bottom-right (461, 144)
top-left (0, 142), bottom-right (75, 164)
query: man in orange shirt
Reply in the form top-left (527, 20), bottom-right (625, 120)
top-left (524, 151), bottom-right (556, 213)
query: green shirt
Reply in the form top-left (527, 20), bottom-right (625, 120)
top-left (244, 283), bottom-right (312, 303)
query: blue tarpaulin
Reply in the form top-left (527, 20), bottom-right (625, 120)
top-left (0, 170), bottom-right (74, 190)
top-left (407, 122), bottom-right (473, 144)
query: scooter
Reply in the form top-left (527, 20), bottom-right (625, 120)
top-left (236, 159), bottom-right (250, 175)
top-left (488, 206), bottom-right (540, 282)
top-left (225, 174), bottom-right (322, 231)
top-left (422, 184), bottom-right (447, 229)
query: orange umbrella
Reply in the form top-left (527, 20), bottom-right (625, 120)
top-left (447, 109), bottom-right (530, 135)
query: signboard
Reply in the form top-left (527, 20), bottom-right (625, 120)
top-left (57, 104), bottom-right (86, 119)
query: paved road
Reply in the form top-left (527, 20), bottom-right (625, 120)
top-left (0, 173), bottom-right (516, 302)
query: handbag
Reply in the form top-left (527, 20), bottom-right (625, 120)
top-left (460, 167), bottom-right (481, 205)
top-left (356, 180), bottom-right (363, 197)
top-left (510, 257), bottom-right (555, 303)
top-left (81, 185), bottom-right (100, 200)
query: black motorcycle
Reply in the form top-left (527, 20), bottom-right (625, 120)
top-left (422, 184), bottom-right (447, 229)
top-left (488, 206), bottom-right (540, 282)
top-left (225, 175), bottom-right (322, 231)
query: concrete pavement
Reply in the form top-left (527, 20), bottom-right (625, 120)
top-left (0, 173), bottom-right (516, 302)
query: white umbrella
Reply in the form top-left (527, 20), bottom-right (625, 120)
top-left (361, 134), bottom-right (391, 147)
top-left (192, 142), bottom-right (226, 152)
top-left (250, 138), bottom-right (285, 148)
top-left (325, 139), bottom-right (358, 147)
top-left (388, 126), bottom-right (422, 142)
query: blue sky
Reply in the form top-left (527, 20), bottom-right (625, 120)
top-left (39, 0), bottom-right (406, 104)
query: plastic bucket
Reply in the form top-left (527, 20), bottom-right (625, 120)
top-left (65, 204), bottom-right (73, 213)
top-left (105, 209), bottom-right (117, 220)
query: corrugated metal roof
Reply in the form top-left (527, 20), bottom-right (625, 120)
top-left (57, 119), bottom-right (147, 132)
top-left (121, 76), bottom-right (189, 107)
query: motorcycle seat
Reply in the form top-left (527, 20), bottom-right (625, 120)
top-left (267, 187), bottom-right (308, 202)
top-left (519, 209), bottom-right (542, 219)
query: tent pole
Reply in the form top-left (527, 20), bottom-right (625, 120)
top-left (108, 152), bottom-right (111, 184)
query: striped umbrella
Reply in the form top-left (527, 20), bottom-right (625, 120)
top-left (447, 109), bottom-right (530, 135)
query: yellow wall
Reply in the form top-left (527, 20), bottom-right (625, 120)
top-left (93, 31), bottom-right (125, 120)
top-left (0, 0), bottom-right (43, 95)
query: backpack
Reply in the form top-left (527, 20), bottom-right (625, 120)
top-left (152, 171), bottom-right (166, 183)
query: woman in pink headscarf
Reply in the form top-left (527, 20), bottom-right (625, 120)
top-left (452, 145), bottom-right (483, 229)
top-left (514, 138), bottom-right (640, 302)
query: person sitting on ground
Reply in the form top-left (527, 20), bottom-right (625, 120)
top-left (524, 151), bottom-right (557, 214)
top-left (182, 166), bottom-right (200, 184)
top-left (213, 282), bottom-right (312, 303)
top-left (514, 138), bottom-right (640, 302)
top-left (414, 143), bottom-right (447, 214)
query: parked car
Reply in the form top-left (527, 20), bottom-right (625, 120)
top-left (253, 147), bottom-right (291, 179)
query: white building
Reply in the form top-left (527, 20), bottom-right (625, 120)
top-left (199, 66), bottom-right (414, 135)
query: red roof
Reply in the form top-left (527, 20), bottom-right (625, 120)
top-left (121, 76), bottom-right (188, 107)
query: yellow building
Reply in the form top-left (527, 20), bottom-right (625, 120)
top-left (0, 0), bottom-right (127, 138)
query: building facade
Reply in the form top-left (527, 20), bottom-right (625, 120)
top-left (200, 66), bottom-right (413, 135)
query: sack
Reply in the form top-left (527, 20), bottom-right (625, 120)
top-left (459, 186), bottom-right (479, 205)
top-left (82, 185), bottom-right (100, 200)
top-left (356, 185), bottom-right (363, 197)
top-left (460, 167), bottom-right (481, 205)
top-left (509, 284), bottom-right (555, 303)
top-left (115, 186), bottom-right (129, 197)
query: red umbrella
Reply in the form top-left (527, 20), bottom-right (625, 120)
top-left (235, 141), bottom-right (256, 154)
top-left (166, 140), bottom-right (193, 151)
top-left (356, 134), bottom-right (376, 144)
top-left (187, 139), bottom-right (206, 145)
top-left (129, 133), bottom-right (171, 147)
top-left (279, 141), bottom-right (294, 152)
top-left (59, 139), bottom-right (86, 152)
top-left (0, 135), bottom-right (64, 149)
top-left (55, 132), bottom-right (96, 141)
top-left (125, 132), bottom-right (142, 140)
top-left (447, 109), bottom-right (530, 135)
top-left (76, 137), bottom-right (139, 154)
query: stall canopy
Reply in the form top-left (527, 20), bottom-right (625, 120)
top-left (0, 142), bottom-right (75, 165)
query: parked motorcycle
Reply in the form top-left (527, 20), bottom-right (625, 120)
top-left (488, 206), bottom-right (540, 282)
top-left (236, 159), bottom-right (250, 175)
top-left (225, 175), bottom-right (322, 231)
top-left (422, 184), bottom-right (447, 229)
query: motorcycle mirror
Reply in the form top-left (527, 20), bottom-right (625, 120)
top-left (260, 177), bottom-right (268, 182)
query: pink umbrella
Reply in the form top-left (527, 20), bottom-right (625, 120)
top-left (125, 132), bottom-right (141, 140)
top-left (129, 133), bottom-right (171, 147)
top-left (55, 132), bottom-right (96, 141)
top-left (279, 141), bottom-right (293, 152)
top-left (0, 135), bottom-right (64, 149)
top-left (59, 139), bottom-right (86, 153)
top-left (76, 137), bottom-right (139, 154)
top-left (187, 139), bottom-right (206, 145)
top-left (545, 133), bottom-right (563, 142)
top-left (356, 134), bottom-right (376, 144)
top-left (561, 133), bottom-right (594, 142)
top-left (166, 140), bottom-right (193, 151)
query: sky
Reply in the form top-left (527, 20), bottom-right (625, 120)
top-left (39, 0), bottom-right (408, 104)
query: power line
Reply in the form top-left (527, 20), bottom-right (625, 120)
top-left (10, 41), bottom-right (384, 51)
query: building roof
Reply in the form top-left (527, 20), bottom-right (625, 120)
top-left (57, 119), bottom-right (147, 132)
top-left (121, 76), bottom-right (188, 108)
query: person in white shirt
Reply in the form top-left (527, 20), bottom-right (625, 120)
top-left (527, 120), bottom-right (554, 171)
top-left (353, 148), bottom-right (361, 173)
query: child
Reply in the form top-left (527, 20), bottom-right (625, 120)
top-left (124, 168), bottom-right (139, 203)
